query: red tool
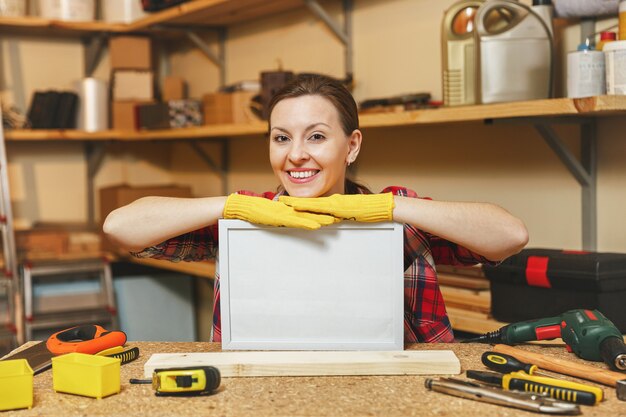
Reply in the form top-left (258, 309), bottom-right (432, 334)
top-left (2, 324), bottom-right (135, 374)
top-left (47, 325), bottom-right (127, 355)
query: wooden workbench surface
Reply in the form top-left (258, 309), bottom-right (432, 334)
top-left (6, 342), bottom-right (626, 416)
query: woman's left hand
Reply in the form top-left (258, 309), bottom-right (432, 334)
top-left (279, 193), bottom-right (395, 223)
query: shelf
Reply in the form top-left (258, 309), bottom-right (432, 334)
top-left (126, 0), bottom-right (305, 31)
top-left (359, 95), bottom-right (626, 128)
top-left (5, 96), bottom-right (626, 142)
top-left (0, 16), bottom-right (128, 36)
top-left (4, 122), bottom-right (268, 142)
top-left (0, 0), bottom-right (309, 36)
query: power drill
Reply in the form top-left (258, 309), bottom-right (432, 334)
top-left (464, 309), bottom-right (626, 371)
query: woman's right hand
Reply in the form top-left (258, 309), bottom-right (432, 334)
top-left (223, 194), bottom-right (338, 230)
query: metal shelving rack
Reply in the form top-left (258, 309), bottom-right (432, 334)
top-left (0, 107), bottom-right (21, 348)
top-left (21, 258), bottom-right (118, 341)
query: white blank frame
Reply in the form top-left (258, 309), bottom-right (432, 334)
top-left (218, 219), bottom-right (404, 351)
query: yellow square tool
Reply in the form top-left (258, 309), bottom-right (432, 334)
top-left (52, 352), bottom-right (120, 399)
top-left (0, 359), bottom-right (33, 411)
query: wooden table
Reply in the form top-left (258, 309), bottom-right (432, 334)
top-left (6, 342), bottom-right (626, 416)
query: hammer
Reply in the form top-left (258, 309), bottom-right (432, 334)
top-left (494, 344), bottom-right (626, 400)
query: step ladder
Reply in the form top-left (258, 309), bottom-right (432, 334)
top-left (22, 258), bottom-right (118, 341)
top-left (0, 106), bottom-right (21, 348)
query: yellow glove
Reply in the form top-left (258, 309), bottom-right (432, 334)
top-left (279, 193), bottom-right (395, 223)
top-left (223, 193), bottom-right (337, 230)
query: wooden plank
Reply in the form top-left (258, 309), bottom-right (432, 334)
top-left (0, 16), bottom-right (127, 36)
top-left (4, 123), bottom-right (268, 141)
top-left (437, 264), bottom-right (485, 278)
top-left (439, 285), bottom-right (490, 313)
top-left (447, 307), bottom-right (507, 335)
top-left (437, 273), bottom-right (490, 290)
top-left (360, 96), bottom-right (626, 128)
top-left (127, 0), bottom-right (303, 30)
top-left (143, 350), bottom-right (461, 377)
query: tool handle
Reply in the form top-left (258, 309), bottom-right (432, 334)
top-left (506, 372), bottom-right (602, 405)
top-left (494, 344), bottom-right (625, 387)
top-left (503, 315), bottom-right (563, 344)
top-left (47, 325), bottom-right (127, 355)
top-left (507, 378), bottom-right (596, 405)
top-left (482, 351), bottom-right (536, 374)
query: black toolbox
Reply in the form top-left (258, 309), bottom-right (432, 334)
top-left (483, 248), bottom-right (626, 332)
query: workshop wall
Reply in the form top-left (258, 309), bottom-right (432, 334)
top-left (0, 0), bottom-right (625, 252)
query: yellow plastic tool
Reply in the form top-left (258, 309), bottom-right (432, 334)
top-left (503, 371), bottom-right (604, 404)
top-left (0, 359), bottom-right (33, 411)
top-left (52, 352), bottom-right (121, 399)
top-left (130, 366), bottom-right (221, 396)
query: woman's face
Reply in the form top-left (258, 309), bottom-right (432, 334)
top-left (269, 95), bottom-right (361, 197)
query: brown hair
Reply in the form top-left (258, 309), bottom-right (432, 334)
top-left (268, 74), bottom-right (359, 136)
top-left (268, 74), bottom-right (371, 195)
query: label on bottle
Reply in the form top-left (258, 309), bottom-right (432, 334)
top-left (567, 50), bottom-right (606, 98)
top-left (605, 48), bottom-right (626, 94)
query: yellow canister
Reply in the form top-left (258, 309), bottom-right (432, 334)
top-left (618, 0), bottom-right (626, 41)
top-left (52, 352), bottom-right (121, 399)
top-left (0, 359), bottom-right (34, 411)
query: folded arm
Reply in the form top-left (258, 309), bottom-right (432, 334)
top-left (103, 196), bottom-right (227, 252)
top-left (392, 196), bottom-right (528, 262)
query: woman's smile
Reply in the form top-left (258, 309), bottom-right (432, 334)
top-left (287, 169), bottom-right (320, 182)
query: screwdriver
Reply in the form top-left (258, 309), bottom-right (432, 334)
top-left (466, 369), bottom-right (603, 405)
top-left (482, 351), bottom-right (556, 378)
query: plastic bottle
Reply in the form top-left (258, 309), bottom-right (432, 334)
top-left (604, 40), bottom-right (626, 94)
top-left (532, 0), bottom-right (554, 36)
top-left (597, 31), bottom-right (617, 51)
top-left (618, 0), bottom-right (626, 41)
top-left (567, 42), bottom-right (606, 98)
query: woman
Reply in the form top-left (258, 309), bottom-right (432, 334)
top-left (104, 74), bottom-right (528, 343)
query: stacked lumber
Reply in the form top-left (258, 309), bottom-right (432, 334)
top-left (437, 265), bottom-right (507, 334)
top-left (15, 225), bottom-right (104, 262)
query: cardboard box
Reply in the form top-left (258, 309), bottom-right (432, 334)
top-left (109, 36), bottom-right (152, 70)
top-left (112, 70), bottom-right (154, 101)
top-left (163, 76), bottom-right (186, 101)
top-left (169, 99), bottom-right (203, 128)
top-left (112, 100), bottom-right (153, 130)
top-left (16, 230), bottom-right (69, 257)
top-left (136, 102), bottom-right (170, 130)
top-left (203, 91), bottom-right (258, 124)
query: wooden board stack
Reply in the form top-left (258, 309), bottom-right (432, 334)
top-left (437, 265), bottom-right (508, 334)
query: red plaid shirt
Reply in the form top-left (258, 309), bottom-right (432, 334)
top-left (133, 186), bottom-right (493, 343)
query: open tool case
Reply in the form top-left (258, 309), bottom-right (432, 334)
top-left (483, 248), bottom-right (626, 331)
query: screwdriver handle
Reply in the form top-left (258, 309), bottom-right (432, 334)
top-left (505, 371), bottom-right (603, 405)
top-left (481, 351), bottom-right (537, 375)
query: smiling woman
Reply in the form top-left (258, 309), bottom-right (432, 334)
top-left (268, 75), bottom-right (362, 198)
top-left (103, 74), bottom-right (529, 344)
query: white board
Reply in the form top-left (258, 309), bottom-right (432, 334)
top-left (144, 350), bottom-right (461, 377)
top-left (218, 220), bottom-right (404, 350)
